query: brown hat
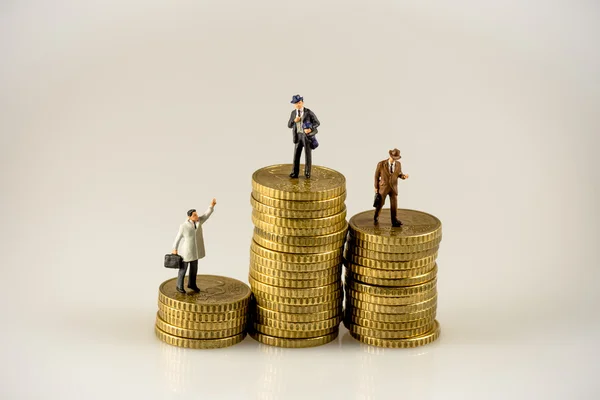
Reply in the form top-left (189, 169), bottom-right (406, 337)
top-left (389, 148), bottom-right (401, 160)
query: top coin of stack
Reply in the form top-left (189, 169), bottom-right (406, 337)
top-left (248, 164), bottom-right (348, 348)
top-left (344, 209), bottom-right (442, 348)
top-left (155, 275), bottom-right (251, 349)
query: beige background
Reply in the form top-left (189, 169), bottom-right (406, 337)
top-left (1, 0), bottom-right (599, 399)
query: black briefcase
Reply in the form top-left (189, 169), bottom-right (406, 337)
top-left (164, 254), bottom-right (183, 269)
top-left (373, 193), bottom-right (382, 208)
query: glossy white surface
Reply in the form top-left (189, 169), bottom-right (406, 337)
top-left (1, 1), bottom-right (598, 399)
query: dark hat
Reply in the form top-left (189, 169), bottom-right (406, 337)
top-left (389, 148), bottom-right (401, 160)
top-left (290, 94), bottom-right (304, 103)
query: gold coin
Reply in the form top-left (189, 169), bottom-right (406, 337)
top-left (157, 301), bottom-right (249, 322)
top-left (249, 277), bottom-right (342, 298)
top-left (252, 288), bottom-right (343, 305)
top-left (158, 275), bottom-right (251, 313)
top-left (254, 226), bottom-right (348, 247)
top-left (253, 304), bottom-right (342, 322)
top-left (249, 269), bottom-right (340, 288)
top-left (253, 314), bottom-right (342, 332)
top-left (155, 314), bottom-right (245, 339)
top-left (347, 295), bottom-right (437, 313)
top-left (157, 310), bottom-right (248, 331)
top-left (253, 216), bottom-right (347, 236)
top-left (250, 330), bottom-right (338, 348)
top-left (251, 240), bottom-right (342, 263)
top-left (252, 232), bottom-right (345, 254)
top-left (345, 244), bottom-right (439, 261)
top-left (349, 320), bottom-right (441, 348)
top-left (345, 305), bottom-right (437, 323)
top-left (349, 209), bottom-right (442, 245)
top-left (252, 208), bottom-right (347, 229)
top-left (346, 313), bottom-right (435, 331)
top-left (250, 262), bottom-right (341, 279)
top-left (255, 297), bottom-right (343, 314)
top-left (345, 288), bottom-right (437, 305)
top-left (252, 190), bottom-right (346, 211)
top-left (344, 261), bottom-right (437, 280)
top-left (155, 326), bottom-right (246, 349)
top-left (344, 271), bottom-right (436, 287)
top-left (250, 250), bottom-right (342, 271)
top-left (252, 164), bottom-right (346, 201)
top-left (344, 252), bottom-right (437, 270)
top-left (347, 235), bottom-right (442, 253)
top-left (345, 320), bottom-right (435, 339)
top-left (251, 195), bottom-right (345, 218)
top-left (346, 278), bottom-right (437, 297)
top-left (252, 322), bottom-right (337, 339)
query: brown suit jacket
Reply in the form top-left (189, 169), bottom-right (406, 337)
top-left (374, 159), bottom-right (403, 195)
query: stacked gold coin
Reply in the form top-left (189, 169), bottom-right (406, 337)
top-left (155, 275), bottom-right (251, 349)
top-left (344, 209), bottom-right (442, 348)
top-left (248, 164), bottom-right (347, 348)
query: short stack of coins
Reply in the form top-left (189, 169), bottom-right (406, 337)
top-left (155, 275), bottom-right (251, 349)
top-left (248, 164), bottom-right (348, 348)
top-left (343, 209), bottom-right (442, 348)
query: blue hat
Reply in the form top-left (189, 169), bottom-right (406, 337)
top-left (290, 94), bottom-right (303, 103)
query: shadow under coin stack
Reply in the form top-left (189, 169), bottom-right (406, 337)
top-left (248, 164), bottom-right (348, 348)
top-left (343, 209), bottom-right (442, 348)
top-left (155, 275), bottom-right (251, 349)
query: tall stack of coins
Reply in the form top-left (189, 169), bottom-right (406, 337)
top-left (155, 275), bottom-right (251, 349)
top-left (344, 209), bottom-right (442, 348)
top-left (248, 164), bottom-right (348, 348)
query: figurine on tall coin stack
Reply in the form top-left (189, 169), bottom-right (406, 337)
top-left (287, 94), bottom-right (320, 179)
top-left (171, 198), bottom-right (217, 293)
top-left (374, 149), bottom-right (409, 227)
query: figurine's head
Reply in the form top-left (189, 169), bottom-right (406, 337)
top-left (389, 148), bottom-right (401, 161)
top-left (187, 209), bottom-right (199, 222)
top-left (290, 94), bottom-right (304, 109)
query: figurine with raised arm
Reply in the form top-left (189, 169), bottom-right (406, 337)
top-left (374, 149), bottom-right (409, 227)
top-left (171, 198), bottom-right (217, 293)
top-left (287, 94), bottom-right (320, 179)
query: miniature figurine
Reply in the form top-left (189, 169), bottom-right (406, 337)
top-left (171, 198), bottom-right (217, 293)
top-left (287, 94), bottom-right (320, 179)
top-left (374, 149), bottom-right (409, 227)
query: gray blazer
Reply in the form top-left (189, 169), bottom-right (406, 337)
top-left (172, 206), bottom-right (214, 262)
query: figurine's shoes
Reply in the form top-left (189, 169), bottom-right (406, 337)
top-left (305, 173), bottom-right (311, 178)
top-left (373, 217), bottom-right (378, 224)
top-left (187, 286), bottom-right (200, 292)
top-left (289, 173), bottom-right (299, 178)
top-left (176, 287), bottom-right (186, 293)
top-left (391, 220), bottom-right (403, 227)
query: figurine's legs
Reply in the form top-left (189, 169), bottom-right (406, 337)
top-left (374, 190), bottom-right (388, 220)
top-left (389, 193), bottom-right (399, 223)
top-left (177, 262), bottom-right (189, 290)
top-left (187, 260), bottom-right (199, 288)
top-left (292, 141), bottom-right (304, 176)
top-left (303, 139), bottom-right (312, 176)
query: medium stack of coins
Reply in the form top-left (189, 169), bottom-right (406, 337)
top-left (155, 275), bottom-right (251, 349)
top-left (344, 209), bottom-right (442, 348)
top-left (248, 164), bottom-right (348, 348)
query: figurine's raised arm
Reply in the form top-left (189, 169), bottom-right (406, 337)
top-left (197, 198), bottom-right (217, 225)
top-left (288, 111), bottom-right (297, 129)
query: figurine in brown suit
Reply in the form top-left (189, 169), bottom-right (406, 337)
top-left (374, 148), bottom-right (409, 227)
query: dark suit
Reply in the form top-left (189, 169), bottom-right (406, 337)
top-left (287, 108), bottom-right (320, 176)
top-left (374, 159), bottom-right (404, 222)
